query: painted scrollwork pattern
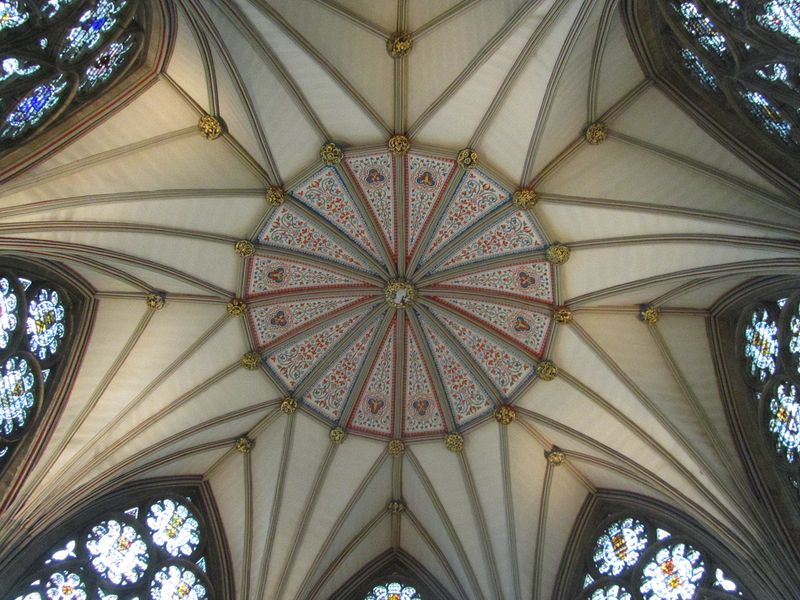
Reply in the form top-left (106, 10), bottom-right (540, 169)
top-left (248, 150), bottom-right (555, 438)
top-left (9, 494), bottom-right (215, 600)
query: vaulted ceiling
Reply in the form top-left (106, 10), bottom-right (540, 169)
top-left (1, 0), bottom-right (799, 599)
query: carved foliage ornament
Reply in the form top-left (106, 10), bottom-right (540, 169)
top-left (234, 240), bottom-right (255, 257)
top-left (457, 148), bottom-right (479, 169)
top-left (513, 188), bottom-right (538, 210)
top-left (639, 305), bottom-right (660, 325)
top-left (330, 427), bottom-right (346, 444)
top-left (384, 280), bottom-right (416, 309)
top-left (387, 439), bottom-right (405, 456)
top-left (226, 298), bottom-right (247, 317)
top-left (546, 243), bottom-right (571, 265)
top-left (145, 292), bottom-right (165, 311)
top-left (235, 437), bottom-right (254, 454)
top-left (555, 307), bottom-right (573, 324)
top-left (388, 134), bottom-right (410, 154)
top-left (265, 186), bottom-right (285, 207)
top-left (281, 397), bottom-right (298, 415)
top-left (387, 33), bottom-right (413, 58)
top-left (585, 121), bottom-right (608, 145)
top-left (545, 447), bottom-right (566, 465)
top-left (494, 405), bottom-right (516, 425)
top-left (198, 115), bottom-right (222, 140)
top-left (240, 351), bottom-right (261, 370)
top-left (320, 142), bottom-right (343, 166)
top-left (387, 500), bottom-right (405, 513)
top-left (444, 433), bottom-right (464, 453)
top-left (537, 360), bottom-right (558, 381)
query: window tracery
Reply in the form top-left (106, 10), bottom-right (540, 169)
top-left (739, 293), bottom-right (800, 495)
top-left (622, 0), bottom-right (800, 195)
top-left (577, 514), bottom-right (743, 600)
top-left (363, 582), bottom-right (422, 600)
top-left (0, 0), bottom-right (144, 147)
top-left (6, 493), bottom-right (216, 600)
top-left (0, 267), bottom-right (70, 475)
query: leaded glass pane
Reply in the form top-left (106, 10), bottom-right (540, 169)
top-left (58, 0), bottom-right (129, 64)
top-left (27, 287), bottom-right (66, 360)
top-left (149, 564), bottom-right (207, 600)
top-left (714, 568), bottom-right (738, 592)
top-left (86, 519), bottom-right (149, 585)
top-left (592, 518), bottom-right (649, 576)
top-left (146, 498), bottom-right (201, 557)
top-left (44, 570), bottom-right (87, 600)
top-left (744, 306), bottom-right (779, 381)
top-left (46, 540), bottom-right (77, 564)
top-left (588, 585), bottom-right (632, 600)
top-left (0, 2), bottom-right (30, 32)
top-left (638, 542), bottom-right (705, 600)
top-left (0, 276), bottom-right (18, 349)
top-left (675, 2), bottom-right (730, 56)
top-left (739, 88), bottom-right (794, 142)
top-left (40, 0), bottom-right (80, 21)
top-left (79, 32), bottom-right (136, 93)
top-left (768, 380), bottom-right (800, 462)
top-left (757, 0), bottom-right (800, 42)
top-left (681, 47), bottom-right (719, 89)
top-left (0, 355), bottom-right (37, 437)
top-left (363, 582), bottom-right (422, 600)
top-left (0, 74), bottom-right (69, 141)
top-left (0, 57), bottom-right (41, 86)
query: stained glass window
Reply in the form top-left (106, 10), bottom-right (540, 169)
top-left (0, 0), bottom-right (143, 147)
top-left (363, 582), bottom-right (422, 600)
top-left (7, 493), bottom-right (215, 600)
top-left (743, 306), bottom-right (778, 381)
top-left (0, 267), bottom-right (72, 479)
top-left (656, 1), bottom-right (800, 155)
top-left (579, 514), bottom-right (743, 600)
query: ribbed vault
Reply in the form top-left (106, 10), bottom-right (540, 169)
top-left (0, 0), bottom-right (799, 599)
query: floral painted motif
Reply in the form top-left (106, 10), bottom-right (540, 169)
top-left (433, 209), bottom-right (546, 272)
top-left (247, 254), bottom-right (369, 298)
top-left (405, 152), bottom-right (456, 258)
top-left (432, 260), bottom-right (554, 303)
top-left (434, 297), bottom-right (550, 356)
top-left (345, 152), bottom-right (396, 255)
top-left (258, 204), bottom-right (372, 271)
top-left (145, 498), bottom-right (200, 558)
top-left (291, 167), bottom-right (382, 261)
top-left (85, 519), bottom-right (149, 585)
top-left (249, 296), bottom-right (367, 348)
top-left (420, 316), bottom-right (494, 424)
top-left (429, 308), bottom-right (533, 397)
top-left (302, 319), bottom-right (380, 419)
top-left (422, 169), bottom-right (510, 261)
top-left (266, 305), bottom-right (374, 388)
top-left (404, 324), bottom-right (445, 436)
top-left (348, 321), bottom-right (395, 436)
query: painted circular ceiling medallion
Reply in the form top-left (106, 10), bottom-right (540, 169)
top-left (244, 148), bottom-right (557, 439)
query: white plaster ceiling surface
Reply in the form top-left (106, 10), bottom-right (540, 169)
top-left (1, 1), bottom-right (799, 599)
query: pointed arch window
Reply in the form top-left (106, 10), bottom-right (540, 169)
top-left (0, 0), bottom-right (145, 148)
top-left (5, 486), bottom-right (226, 600)
top-left (740, 294), bottom-right (800, 503)
top-left (576, 514), bottom-right (744, 600)
top-left (363, 582), bottom-right (423, 600)
top-left (0, 264), bottom-right (75, 479)
top-left (622, 0), bottom-right (800, 195)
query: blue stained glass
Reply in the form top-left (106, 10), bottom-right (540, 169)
top-left (757, 1), bottom-right (800, 43)
top-left (150, 564), bottom-right (207, 600)
top-left (740, 89), bottom-right (794, 142)
top-left (27, 287), bottom-right (66, 360)
top-left (768, 381), bottom-right (800, 463)
top-left (744, 307), bottom-right (779, 381)
top-left (44, 570), bottom-right (86, 600)
top-left (675, 2), bottom-right (730, 57)
top-left (0, 74), bottom-right (69, 141)
top-left (79, 33), bottom-right (136, 93)
top-left (0, 356), bottom-right (37, 437)
top-left (0, 276), bottom-right (18, 349)
top-left (681, 48), bottom-right (719, 89)
top-left (638, 542), bottom-right (705, 600)
top-left (86, 519), bottom-right (149, 585)
top-left (0, 58), bottom-right (41, 85)
top-left (0, 2), bottom-right (29, 32)
top-left (593, 517), bottom-right (649, 576)
top-left (364, 582), bottom-right (422, 600)
top-left (40, 0), bottom-right (79, 21)
top-left (59, 0), bottom-right (128, 64)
